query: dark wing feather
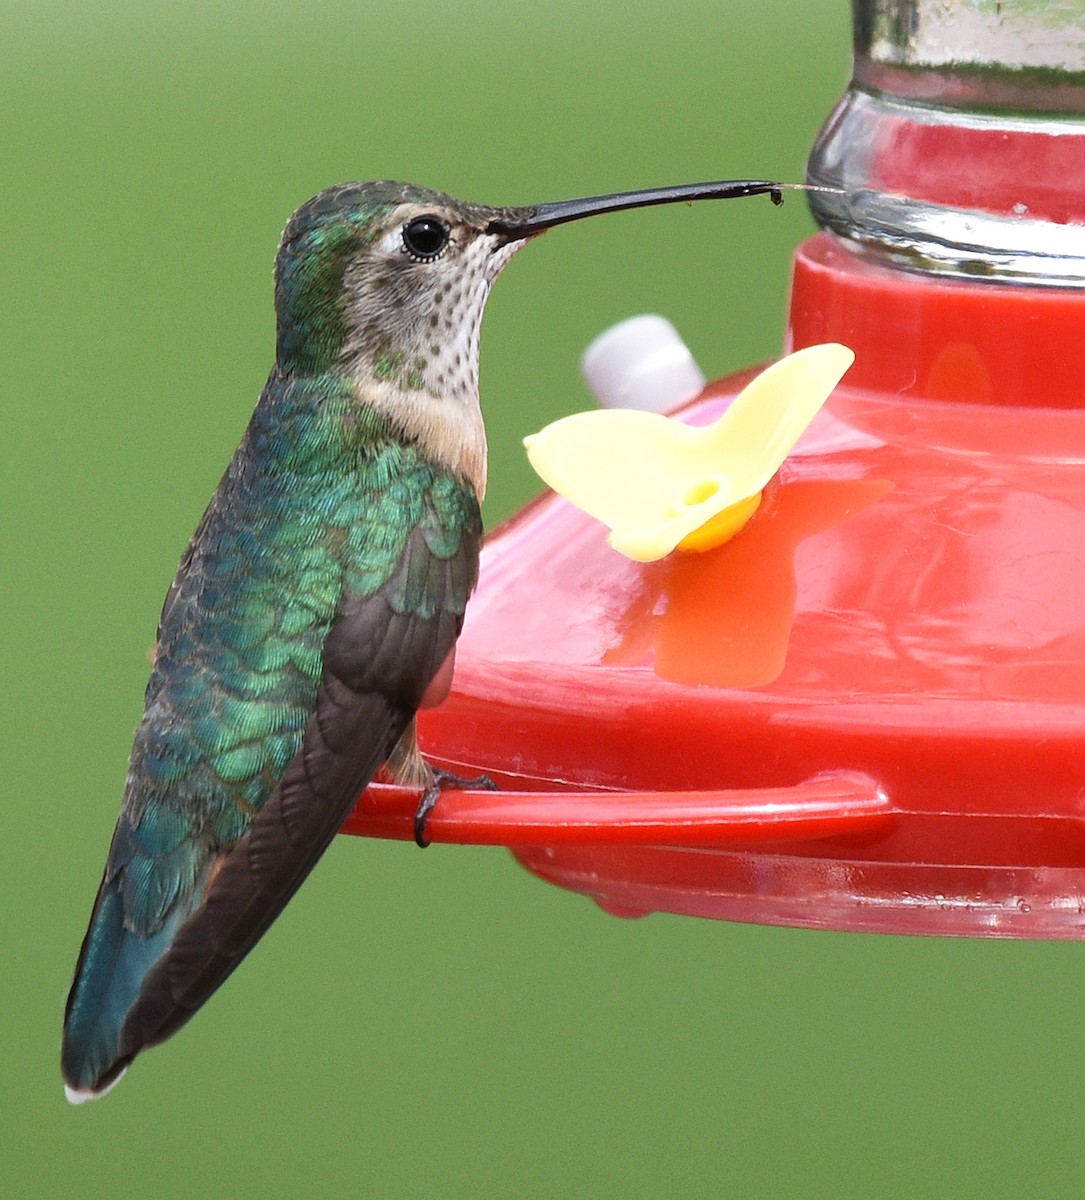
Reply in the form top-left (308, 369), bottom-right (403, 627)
top-left (111, 523), bottom-right (475, 1073)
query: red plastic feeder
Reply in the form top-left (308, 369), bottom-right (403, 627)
top-left (345, 238), bottom-right (1085, 935)
top-left (344, 1), bottom-right (1085, 937)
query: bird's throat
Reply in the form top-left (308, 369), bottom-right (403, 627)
top-left (350, 373), bottom-right (488, 501)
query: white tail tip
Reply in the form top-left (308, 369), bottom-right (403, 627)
top-left (64, 1066), bottom-right (127, 1105)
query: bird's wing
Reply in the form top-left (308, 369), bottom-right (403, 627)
top-left (63, 513), bottom-right (479, 1096)
top-left (118, 577), bottom-right (465, 1060)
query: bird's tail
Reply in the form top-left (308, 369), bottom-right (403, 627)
top-left (61, 873), bottom-right (193, 1103)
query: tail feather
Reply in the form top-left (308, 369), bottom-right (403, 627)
top-left (61, 878), bottom-right (193, 1100)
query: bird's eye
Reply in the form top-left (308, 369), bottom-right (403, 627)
top-left (401, 216), bottom-right (450, 262)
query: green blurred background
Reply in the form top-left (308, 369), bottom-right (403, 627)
top-left (6, 1), bottom-right (1084, 1196)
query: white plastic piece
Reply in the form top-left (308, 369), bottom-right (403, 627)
top-left (580, 314), bottom-right (706, 413)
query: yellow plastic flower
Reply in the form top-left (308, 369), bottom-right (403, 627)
top-left (523, 343), bottom-right (855, 563)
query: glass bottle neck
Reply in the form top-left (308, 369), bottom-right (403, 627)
top-left (807, 0), bottom-right (1085, 286)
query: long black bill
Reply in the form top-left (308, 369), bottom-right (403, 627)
top-left (487, 179), bottom-right (789, 240)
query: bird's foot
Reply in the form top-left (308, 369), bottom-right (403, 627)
top-left (414, 768), bottom-right (498, 848)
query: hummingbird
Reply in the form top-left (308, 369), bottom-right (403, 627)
top-left (61, 176), bottom-right (788, 1102)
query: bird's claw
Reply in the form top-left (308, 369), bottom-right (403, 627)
top-left (413, 768), bottom-right (497, 848)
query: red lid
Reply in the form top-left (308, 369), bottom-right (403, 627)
top-left (345, 232), bottom-right (1085, 937)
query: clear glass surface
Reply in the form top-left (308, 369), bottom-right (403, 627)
top-left (808, 0), bottom-right (1085, 285)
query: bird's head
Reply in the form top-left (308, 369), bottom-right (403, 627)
top-left (271, 177), bottom-right (787, 493)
